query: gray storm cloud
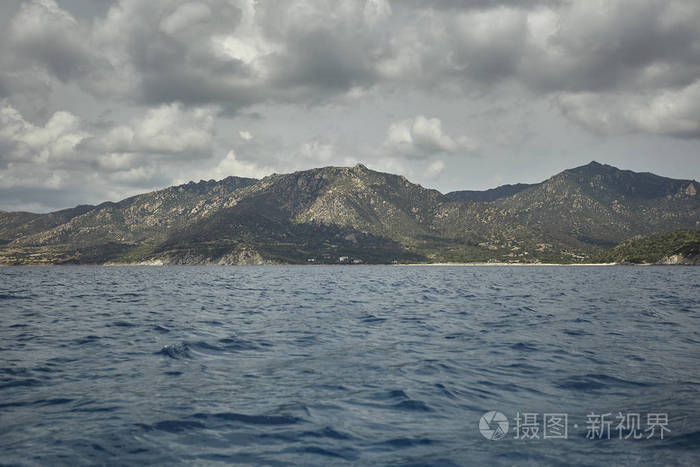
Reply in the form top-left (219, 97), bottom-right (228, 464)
top-left (0, 0), bottom-right (699, 211)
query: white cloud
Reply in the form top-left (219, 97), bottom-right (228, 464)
top-left (0, 102), bottom-right (169, 209)
top-left (424, 160), bottom-right (445, 180)
top-left (0, 101), bottom-right (221, 201)
top-left (88, 103), bottom-right (218, 156)
top-left (384, 115), bottom-right (477, 158)
top-left (0, 102), bottom-right (88, 165)
top-left (559, 80), bottom-right (700, 138)
top-left (209, 149), bottom-right (272, 179)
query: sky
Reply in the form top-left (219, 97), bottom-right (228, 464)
top-left (1, 0), bottom-right (699, 212)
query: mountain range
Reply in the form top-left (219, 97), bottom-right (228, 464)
top-left (0, 161), bottom-right (698, 265)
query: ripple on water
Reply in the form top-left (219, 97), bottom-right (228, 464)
top-left (193, 412), bottom-right (304, 426)
top-left (0, 378), bottom-right (43, 390)
top-left (1, 265), bottom-right (699, 465)
top-left (556, 373), bottom-right (655, 391)
top-left (0, 293), bottom-right (33, 300)
top-left (156, 337), bottom-right (271, 359)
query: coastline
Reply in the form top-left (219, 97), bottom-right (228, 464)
top-left (100, 260), bottom-right (624, 267)
top-left (395, 262), bottom-right (620, 267)
top-left (0, 261), bottom-right (643, 267)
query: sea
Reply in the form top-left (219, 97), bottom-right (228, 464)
top-left (1, 265), bottom-right (699, 466)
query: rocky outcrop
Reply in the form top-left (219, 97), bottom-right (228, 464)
top-left (656, 254), bottom-right (699, 265)
top-left (218, 248), bottom-right (273, 265)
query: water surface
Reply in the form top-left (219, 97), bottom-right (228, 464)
top-left (1, 265), bottom-right (699, 465)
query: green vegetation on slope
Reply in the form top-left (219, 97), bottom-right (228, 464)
top-left (0, 162), bottom-right (697, 265)
top-left (593, 230), bottom-right (700, 264)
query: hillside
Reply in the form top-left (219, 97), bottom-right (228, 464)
top-left (434, 162), bottom-right (698, 260)
top-left (594, 230), bottom-right (700, 265)
top-left (445, 183), bottom-right (535, 202)
top-left (0, 162), bottom-right (697, 265)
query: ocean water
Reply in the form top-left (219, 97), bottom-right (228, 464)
top-left (1, 265), bottom-right (699, 466)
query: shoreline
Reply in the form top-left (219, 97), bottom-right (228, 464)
top-left (395, 262), bottom-right (620, 266)
top-left (0, 261), bottom-right (668, 267)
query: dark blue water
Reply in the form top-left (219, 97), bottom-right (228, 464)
top-left (1, 265), bottom-right (699, 466)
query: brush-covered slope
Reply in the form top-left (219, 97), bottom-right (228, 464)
top-left (0, 162), bottom-right (697, 264)
top-left (0, 205), bottom-right (95, 244)
top-left (594, 229), bottom-right (700, 264)
top-left (153, 165), bottom-right (433, 264)
top-left (290, 164), bottom-right (444, 240)
top-left (0, 176), bottom-right (258, 264)
top-left (2, 176), bottom-right (257, 248)
top-left (436, 162), bottom-right (699, 259)
top-left (445, 183), bottom-right (535, 202)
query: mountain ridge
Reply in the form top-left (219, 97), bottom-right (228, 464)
top-left (445, 183), bottom-right (537, 202)
top-left (0, 162), bottom-right (697, 265)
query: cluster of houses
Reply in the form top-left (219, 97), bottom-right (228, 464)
top-left (305, 256), bottom-right (364, 264)
top-left (337, 256), bottom-right (363, 264)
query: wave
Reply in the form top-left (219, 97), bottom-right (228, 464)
top-left (156, 336), bottom-right (272, 359)
top-left (557, 373), bottom-right (655, 391)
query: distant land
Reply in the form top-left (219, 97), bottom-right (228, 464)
top-left (0, 161), bottom-right (698, 265)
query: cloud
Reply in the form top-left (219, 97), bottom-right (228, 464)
top-left (0, 100), bottom-right (221, 209)
top-left (5, 0), bottom-right (700, 136)
top-left (9, 0), bottom-right (93, 81)
top-left (205, 149), bottom-right (272, 180)
top-left (384, 116), bottom-right (477, 158)
top-left (1, 0), bottom-right (700, 210)
top-left (223, 136), bottom-right (339, 175)
top-left (84, 103), bottom-right (218, 156)
top-left (2, 0), bottom-right (390, 112)
top-left (0, 102), bottom-right (156, 210)
top-left (424, 160), bottom-right (445, 180)
top-left (559, 80), bottom-right (700, 138)
top-left (0, 102), bottom-right (87, 167)
top-left (297, 140), bottom-right (335, 164)
top-left (159, 2), bottom-right (213, 36)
